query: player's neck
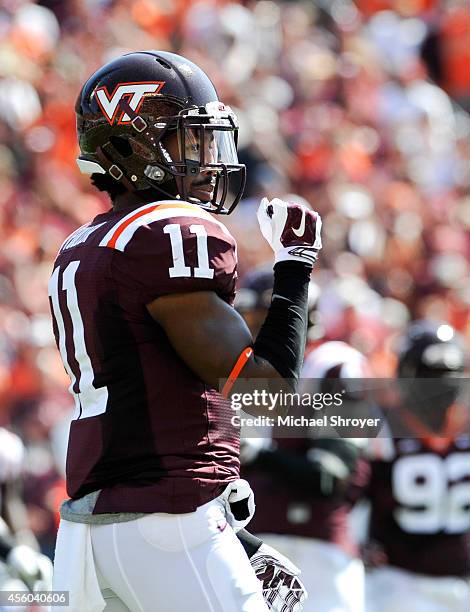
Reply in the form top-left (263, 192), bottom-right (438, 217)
top-left (112, 191), bottom-right (149, 212)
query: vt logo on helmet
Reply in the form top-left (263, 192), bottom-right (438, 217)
top-left (75, 51), bottom-right (246, 214)
top-left (95, 81), bottom-right (165, 125)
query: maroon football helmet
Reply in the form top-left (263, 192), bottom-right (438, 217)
top-left (76, 51), bottom-right (246, 213)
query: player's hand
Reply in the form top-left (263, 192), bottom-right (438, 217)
top-left (257, 197), bottom-right (322, 267)
top-left (250, 543), bottom-right (307, 611)
top-left (6, 545), bottom-right (53, 592)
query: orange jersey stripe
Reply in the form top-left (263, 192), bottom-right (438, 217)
top-left (106, 202), bottom-right (205, 249)
top-left (222, 347), bottom-right (253, 398)
top-left (107, 204), bottom-right (159, 248)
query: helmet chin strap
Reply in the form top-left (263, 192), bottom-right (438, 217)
top-left (95, 142), bottom-right (195, 205)
top-left (95, 146), bottom-right (138, 193)
top-left (142, 179), bottom-right (181, 202)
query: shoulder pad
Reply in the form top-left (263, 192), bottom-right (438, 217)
top-left (99, 201), bottom-right (232, 252)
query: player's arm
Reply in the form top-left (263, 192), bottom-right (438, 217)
top-left (147, 199), bottom-right (322, 408)
top-left (147, 289), bottom-right (275, 387)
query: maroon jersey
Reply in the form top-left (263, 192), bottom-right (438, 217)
top-left (49, 200), bottom-right (239, 514)
top-left (367, 435), bottom-right (470, 576)
top-left (243, 438), bottom-right (368, 556)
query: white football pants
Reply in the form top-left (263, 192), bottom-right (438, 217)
top-left (88, 496), bottom-right (267, 612)
top-left (366, 566), bottom-right (470, 612)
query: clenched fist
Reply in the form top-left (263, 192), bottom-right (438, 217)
top-left (257, 197), bottom-right (322, 267)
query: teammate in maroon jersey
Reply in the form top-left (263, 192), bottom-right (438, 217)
top-left (236, 269), bottom-right (368, 612)
top-left (242, 340), bottom-right (370, 612)
top-left (49, 51), bottom-right (321, 611)
top-left (365, 321), bottom-right (470, 612)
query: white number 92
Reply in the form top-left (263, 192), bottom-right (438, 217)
top-left (392, 452), bottom-right (470, 534)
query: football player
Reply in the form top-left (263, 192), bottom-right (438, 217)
top-left (49, 51), bottom-right (321, 612)
top-left (237, 271), bottom-right (368, 612)
top-left (365, 320), bottom-right (470, 612)
top-left (242, 342), bottom-right (369, 612)
top-left (0, 427), bottom-right (53, 606)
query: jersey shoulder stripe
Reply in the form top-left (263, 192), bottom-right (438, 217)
top-left (99, 200), bottom-right (228, 252)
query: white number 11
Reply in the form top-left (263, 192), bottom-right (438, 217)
top-left (163, 223), bottom-right (214, 279)
top-left (48, 261), bottom-right (108, 419)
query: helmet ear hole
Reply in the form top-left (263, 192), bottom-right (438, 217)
top-left (155, 57), bottom-right (172, 70)
top-left (109, 136), bottom-right (133, 158)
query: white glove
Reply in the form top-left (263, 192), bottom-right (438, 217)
top-left (222, 479), bottom-right (255, 532)
top-left (251, 543), bottom-right (308, 611)
top-left (6, 545), bottom-right (53, 592)
top-left (257, 197), bottom-right (322, 266)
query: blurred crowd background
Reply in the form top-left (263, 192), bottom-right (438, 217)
top-left (0, 0), bottom-right (469, 558)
